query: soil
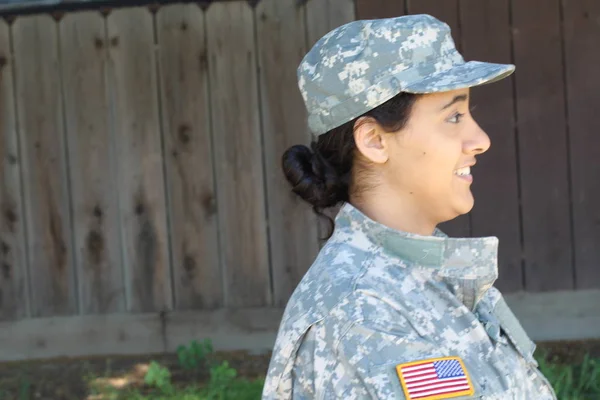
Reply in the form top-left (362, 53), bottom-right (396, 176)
top-left (0, 340), bottom-right (598, 400)
top-left (0, 350), bottom-right (271, 400)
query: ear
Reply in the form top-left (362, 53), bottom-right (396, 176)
top-left (353, 117), bottom-right (389, 164)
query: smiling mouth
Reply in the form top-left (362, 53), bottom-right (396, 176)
top-left (454, 166), bottom-right (473, 182)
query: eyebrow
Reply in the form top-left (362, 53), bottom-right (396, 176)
top-left (440, 94), bottom-right (468, 111)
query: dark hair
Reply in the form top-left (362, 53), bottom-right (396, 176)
top-left (282, 91), bottom-right (420, 241)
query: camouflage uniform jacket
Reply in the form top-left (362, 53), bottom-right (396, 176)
top-left (262, 203), bottom-right (557, 400)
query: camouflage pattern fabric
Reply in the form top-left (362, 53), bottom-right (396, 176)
top-left (262, 203), bottom-right (557, 399)
top-left (298, 14), bottom-right (515, 135)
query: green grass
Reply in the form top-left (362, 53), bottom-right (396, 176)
top-left (85, 340), bottom-right (265, 400)
top-left (535, 351), bottom-right (600, 400)
top-left (90, 346), bottom-right (599, 400)
top-left (88, 361), bottom-right (264, 400)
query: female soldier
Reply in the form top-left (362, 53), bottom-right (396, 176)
top-left (262, 14), bottom-right (557, 400)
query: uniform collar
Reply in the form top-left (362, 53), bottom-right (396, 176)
top-left (334, 202), bottom-right (499, 310)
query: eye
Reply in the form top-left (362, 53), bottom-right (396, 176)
top-left (448, 112), bottom-right (465, 124)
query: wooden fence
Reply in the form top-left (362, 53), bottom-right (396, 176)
top-left (0, 0), bottom-right (598, 361)
top-left (0, 0), bottom-right (354, 360)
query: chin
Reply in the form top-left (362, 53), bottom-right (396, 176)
top-left (450, 193), bottom-right (475, 217)
top-left (457, 196), bottom-right (475, 215)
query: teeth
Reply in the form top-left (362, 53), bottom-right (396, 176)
top-left (454, 166), bottom-right (471, 176)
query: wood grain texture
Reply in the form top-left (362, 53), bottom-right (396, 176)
top-left (306, 0), bottom-right (356, 47)
top-left (1, 289), bottom-right (599, 362)
top-left (156, 4), bottom-right (222, 310)
top-left (256, 0), bottom-right (319, 306)
top-left (356, 0), bottom-right (405, 19)
top-left (60, 11), bottom-right (125, 314)
top-left (407, 0), bottom-right (470, 237)
top-left (0, 312), bottom-right (163, 362)
top-left (0, 20), bottom-right (28, 320)
top-left (562, 0), bottom-right (600, 290)
top-left (107, 7), bottom-right (172, 312)
top-left (206, 2), bottom-right (270, 307)
top-left (165, 308), bottom-right (283, 353)
top-left (322, 0), bottom-right (355, 34)
top-left (13, 15), bottom-right (76, 317)
top-left (511, 0), bottom-right (573, 291)
top-left (459, 0), bottom-right (522, 292)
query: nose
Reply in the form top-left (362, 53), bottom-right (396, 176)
top-left (464, 120), bottom-right (491, 155)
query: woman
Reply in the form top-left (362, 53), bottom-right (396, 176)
top-left (262, 14), bottom-right (556, 400)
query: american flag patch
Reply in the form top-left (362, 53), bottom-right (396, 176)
top-left (395, 356), bottom-right (474, 400)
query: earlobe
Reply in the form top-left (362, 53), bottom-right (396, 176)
top-left (354, 120), bottom-right (389, 164)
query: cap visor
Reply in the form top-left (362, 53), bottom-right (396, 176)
top-left (403, 61), bottom-right (515, 94)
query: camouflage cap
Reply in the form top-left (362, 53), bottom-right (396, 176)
top-left (298, 14), bottom-right (516, 135)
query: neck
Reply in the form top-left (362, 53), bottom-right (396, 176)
top-left (350, 191), bottom-right (438, 236)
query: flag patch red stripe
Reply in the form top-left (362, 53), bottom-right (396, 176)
top-left (396, 357), bottom-right (474, 400)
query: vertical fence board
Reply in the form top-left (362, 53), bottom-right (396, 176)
top-left (157, 4), bottom-right (222, 310)
top-left (0, 20), bottom-right (28, 320)
top-left (406, 0), bottom-right (470, 237)
top-left (459, 0), bottom-right (523, 292)
top-left (107, 7), bottom-right (172, 312)
top-left (357, 0), bottom-right (405, 19)
top-left (562, 0), bottom-right (600, 289)
top-left (323, 0), bottom-right (355, 33)
top-left (257, 0), bottom-right (319, 306)
top-left (206, 2), bottom-right (270, 307)
top-left (60, 12), bottom-right (125, 314)
top-left (512, 0), bottom-right (573, 291)
top-left (307, 0), bottom-right (356, 47)
top-left (13, 15), bottom-right (76, 317)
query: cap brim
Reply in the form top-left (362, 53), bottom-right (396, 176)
top-left (403, 61), bottom-right (515, 94)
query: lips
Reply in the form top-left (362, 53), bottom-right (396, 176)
top-left (454, 163), bottom-right (474, 183)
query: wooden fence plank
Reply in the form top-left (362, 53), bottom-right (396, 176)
top-left (206, 2), bottom-right (270, 307)
top-left (511, 0), bottom-right (573, 291)
top-left (2, 289), bottom-right (600, 362)
top-left (165, 308), bottom-right (282, 354)
top-left (256, 0), bottom-right (319, 307)
top-left (0, 20), bottom-right (28, 320)
top-left (406, 0), bottom-right (470, 237)
top-left (562, 0), bottom-right (600, 290)
top-left (356, 0), bottom-right (405, 19)
top-left (60, 11), bottom-right (125, 314)
top-left (107, 7), bottom-right (172, 312)
top-left (459, 0), bottom-right (523, 292)
top-left (13, 15), bottom-right (76, 317)
top-left (306, 0), bottom-right (356, 47)
top-left (0, 312), bottom-right (163, 362)
top-left (156, 4), bottom-right (222, 310)
top-left (323, 0), bottom-right (355, 32)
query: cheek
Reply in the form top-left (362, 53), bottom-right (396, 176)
top-left (390, 150), bottom-right (452, 192)
top-left (387, 134), bottom-right (460, 191)
top-left (415, 149), bottom-right (462, 197)
top-left (418, 146), bottom-right (456, 175)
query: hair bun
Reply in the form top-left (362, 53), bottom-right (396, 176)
top-left (281, 144), bottom-right (344, 209)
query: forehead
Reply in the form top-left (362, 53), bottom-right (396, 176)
top-left (415, 88), bottom-right (471, 111)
